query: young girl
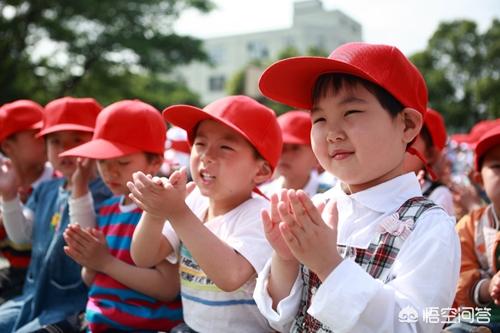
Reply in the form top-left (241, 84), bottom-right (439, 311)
top-left (61, 100), bottom-right (183, 332)
top-left (253, 42), bottom-right (460, 333)
top-left (128, 95), bottom-right (282, 332)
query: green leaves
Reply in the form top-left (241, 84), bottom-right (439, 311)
top-left (0, 0), bottom-right (213, 106)
top-left (411, 19), bottom-right (500, 132)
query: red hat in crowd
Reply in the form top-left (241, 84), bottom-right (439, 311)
top-left (166, 126), bottom-right (191, 154)
top-left (451, 119), bottom-right (500, 146)
top-left (424, 108), bottom-right (447, 151)
top-left (474, 125), bottom-right (500, 171)
top-left (0, 100), bottom-right (44, 142)
top-left (37, 97), bottom-right (102, 137)
top-left (278, 111), bottom-right (311, 146)
top-left (259, 42), bottom-right (428, 116)
top-left (61, 100), bottom-right (166, 159)
top-left (163, 95), bottom-right (283, 171)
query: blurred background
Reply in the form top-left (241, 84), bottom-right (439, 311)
top-left (1, 0), bottom-right (499, 133)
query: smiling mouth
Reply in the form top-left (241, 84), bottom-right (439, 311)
top-left (200, 171), bottom-right (216, 182)
top-left (330, 152), bottom-right (353, 160)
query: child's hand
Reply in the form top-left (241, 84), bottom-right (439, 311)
top-left (262, 191), bottom-right (296, 262)
top-left (278, 190), bottom-right (342, 281)
top-left (490, 271), bottom-right (500, 304)
top-left (0, 158), bottom-right (19, 200)
top-left (63, 224), bottom-right (113, 272)
top-left (71, 158), bottom-right (95, 198)
top-left (127, 167), bottom-right (194, 221)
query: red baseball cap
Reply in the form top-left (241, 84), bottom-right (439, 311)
top-left (474, 125), bottom-right (500, 171)
top-left (0, 100), bottom-right (44, 142)
top-left (259, 42), bottom-right (428, 116)
top-left (37, 97), bottom-right (102, 137)
top-left (60, 100), bottom-right (166, 159)
top-left (278, 110), bottom-right (311, 146)
top-left (166, 126), bottom-right (190, 154)
top-left (424, 108), bottom-right (447, 151)
top-left (468, 120), bottom-right (500, 146)
top-left (163, 95), bottom-right (282, 171)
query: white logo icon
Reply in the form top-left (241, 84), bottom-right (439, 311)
top-left (398, 306), bottom-right (419, 323)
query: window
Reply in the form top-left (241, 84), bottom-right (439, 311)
top-left (208, 75), bottom-right (226, 92)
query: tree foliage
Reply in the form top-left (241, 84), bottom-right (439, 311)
top-left (410, 19), bottom-right (500, 132)
top-left (0, 0), bottom-right (214, 105)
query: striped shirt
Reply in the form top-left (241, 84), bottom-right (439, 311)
top-left (87, 196), bottom-right (183, 332)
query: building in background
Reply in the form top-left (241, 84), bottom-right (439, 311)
top-left (174, 0), bottom-right (362, 104)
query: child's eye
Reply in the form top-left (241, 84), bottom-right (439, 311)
top-left (345, 110), bottom-right (361, 116)
top-left (193, 141), bottom-right (205, 147)
top-left (221, 145), bottom-right (234, 151)
top-left (118, 161), bottom-right (130, 166)
top-left (312, 117), bottom-right (325, 124)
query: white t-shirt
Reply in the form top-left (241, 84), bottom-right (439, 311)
top-left (162, 188), bottom-right (274, 333)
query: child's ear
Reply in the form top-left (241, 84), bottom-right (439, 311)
top-left (400, 108), bottom-right (423, 144)
top-left (472, 170), bottom-right (484, 188)
top-left (253, 161), bottom-right (273, 185)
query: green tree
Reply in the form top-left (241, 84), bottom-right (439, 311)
top-left (0, 0), bottom-right (214, 105)
top-left (410, 19), bottom-right (500, 132)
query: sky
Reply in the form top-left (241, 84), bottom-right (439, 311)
top-left (174, 0), bottom-right (500, 55)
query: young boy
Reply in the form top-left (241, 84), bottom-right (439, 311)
top-left (253, 42), bottom-right (460, 332)
top-left (0, 100), bottom-right (56, 304)
top-left (128, 95), bottom-right (282, 332)
top-left (450, 125), bottom-right (500, 332)
top-left (60, 99), bottom-right (183, 332)
top-left (0, 97), bottom-right (112, 333)
top-left (403, 108), bottom-right (455, 215)
top-left (259, 110), bottom-right (331, 197)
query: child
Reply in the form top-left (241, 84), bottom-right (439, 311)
top-left (253, 42), bottom-right (460, 332)
top-left (0, 100), bottom-right (56, 304)
top-left (403, 108), bottom-right (455, 215)
top-left (449, 125), bottom-right (500, 332)
top-left (259, 110), bottom-right (331, 197)
top-left (60, 99), bottom-right (183, 332)
top-left (0, 97), bottom-right (112, 333)
top-left (128, 95), bottom-right (282, 332)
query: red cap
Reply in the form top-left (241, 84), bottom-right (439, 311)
top-left (0, 100), bottom-right (44, 142)
top-left (60, 100), bottom-right (166, 159)
top-left (278, 110), bottom-right (311, 145)
top-left (259, 42), bottom-right (428, 116)
top-left (468, 120), bottom-right (500, 146)
top-left (474, 125), bottom-right (500, 171)
top-left (37, 97), bottom-right (102, 137)
top-left (163, 95), bottom-right (283, 171)
top-left (166, 126), bottom-right (190, 154)
top-left (424, 108), bottom-right (447, 151)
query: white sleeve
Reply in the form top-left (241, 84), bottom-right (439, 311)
top-left (308, 210), bottom-right (460, 333)
top-left (253, 258), bottom-right (304, 332)
top-left (69, 192), bottom-right (96, 229)
top-left (428, 186), bottom-right (455, 217)
top-left (162, 221), bottom-right (180, 264)
top-left (224, 200), bottom-right (273, 273)
top-left (1, 196), bottom-right (34, 244)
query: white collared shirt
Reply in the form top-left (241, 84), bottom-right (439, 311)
top-left (253, 172), bottom-right (460, 333)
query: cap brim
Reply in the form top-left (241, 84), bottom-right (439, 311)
top-left (259, 56), bottom-right (377, 110)
top-left (36, 124), bottom-right (94, 138)
top-left (163, 105), bottom-right (254, 147)
top-left (281, 133), bottom-right (310, 145)
top-left (60, 139), bottom-right (141, 159)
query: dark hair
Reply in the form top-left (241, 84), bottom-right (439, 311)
top-left (312, 73), bottom-right (404, 117)
top-left (420, 124), bottom-right (434, 151)
top-left (144, 152), bottom-right (163, 163)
